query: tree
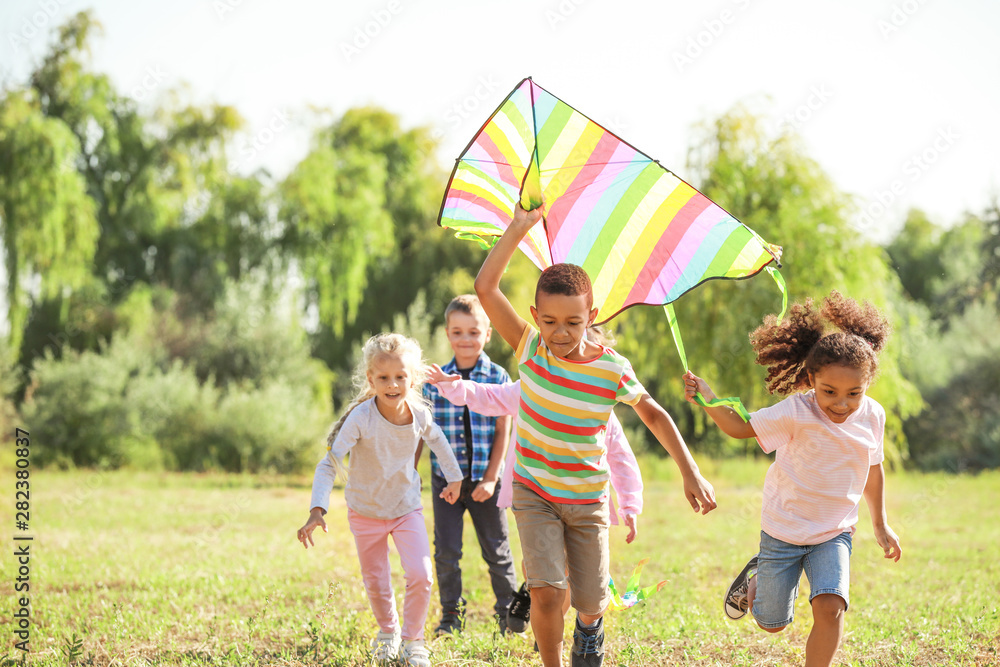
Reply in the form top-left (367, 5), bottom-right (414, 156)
top-left (887, 204), bottom-right (1000, 469)
top-left (280, 107), bottom-right (495, 373)
top-left (0, 88), bottom-right (98, 352)
top-left (885, 209), bottom-right (944, 305)
top-left (7, 11), bottom-right (280, 373)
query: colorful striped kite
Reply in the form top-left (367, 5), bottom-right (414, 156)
top-left (438, 77), bottom-right (782, 325)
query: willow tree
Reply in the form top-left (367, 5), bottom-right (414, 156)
top-left (278, 107), bottom-right (483, 374)
top-left (8, 10), bottom-right (278, 373)
top-left (0, 89), bottom-right (98, 351)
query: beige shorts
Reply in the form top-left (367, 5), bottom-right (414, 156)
top-left (511, 481), bottom-right (611, 616)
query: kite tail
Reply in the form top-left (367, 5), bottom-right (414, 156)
top-left (608, 558), bottom-right (669, 609)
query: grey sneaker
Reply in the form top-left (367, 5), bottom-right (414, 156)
top-left (370, 630), bottom-right (400, 665)
top-left (399, 639), bottom-right (430, 667)
top-left (570, 616), bottom-right (604, 667)
top-left (505, 582), bottom-right (531, 633)
top-left (724, 555), bottom-right (759, 620)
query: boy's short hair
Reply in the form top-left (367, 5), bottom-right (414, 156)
top-left (535, 263), bottom-right (594, 309)
top-left (445, 294), bottom-right (491, 328)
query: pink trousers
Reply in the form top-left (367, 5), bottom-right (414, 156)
top-left (347, 507), bottom-right (433, 641)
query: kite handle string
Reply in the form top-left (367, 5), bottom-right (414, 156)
top-left (664, 266), bottom-right (786, 423)
top-left (664, 303), bottom-right (751, 423)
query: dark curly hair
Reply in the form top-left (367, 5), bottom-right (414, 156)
top-left (749, 291), bottom-right (891, 395)
top-left (536, 263), bottom-right (594, 309)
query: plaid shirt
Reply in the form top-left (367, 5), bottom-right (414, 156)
top-left (424, 352), bottom-right (511, 481)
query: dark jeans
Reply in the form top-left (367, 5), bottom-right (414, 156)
top-left (431, 474), bottom-right (517, 617)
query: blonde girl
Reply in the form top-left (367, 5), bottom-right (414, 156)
top-left (298, 333), bottom-right (464, 667)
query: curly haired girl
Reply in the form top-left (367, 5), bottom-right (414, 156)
top-left (683, 291), bottom-right (902, 667)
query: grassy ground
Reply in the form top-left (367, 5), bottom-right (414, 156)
top-left (1, 455), bottom-right (998, 666)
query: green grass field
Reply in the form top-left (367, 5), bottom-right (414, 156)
top-left (2, 456), bottom-right (998, 666)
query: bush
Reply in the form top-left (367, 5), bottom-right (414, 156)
top-left (905, 357), bottom-right (1000, 472)
top-left (0, 337), bottom-right (23, 445)
top-left (23, 287), bottom-right (333, 472)
top-left (24, 336), bottom-right (156, 469)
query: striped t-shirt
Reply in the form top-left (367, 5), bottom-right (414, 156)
top-left (751, 391), bottom-right (886, 545)
top-left (514, 326), bottom-right (646, 504)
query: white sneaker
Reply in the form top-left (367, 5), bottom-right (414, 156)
top-left (370, 631), bottom-right (400, 665)
top-left (724, 555), bottom-right (759, 620)
top-left (399, 638), bottom-right (431, 667)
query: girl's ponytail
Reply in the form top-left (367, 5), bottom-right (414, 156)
top-left (821, 291), bottom-right (891, 354)
top-left (750, 299), bottom-right (825, 394)
top-left (750, 290), bottom-right (890, 394)
top-left (325, 394), bottom-right (370, 450)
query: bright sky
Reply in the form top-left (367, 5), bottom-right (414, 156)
top-left (2, 0), bottom-right (998, 242)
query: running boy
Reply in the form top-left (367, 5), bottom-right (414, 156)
top-left (474, 205), bottom-right (717, 667)
top-left (422, 295), bottom-right (518, 635)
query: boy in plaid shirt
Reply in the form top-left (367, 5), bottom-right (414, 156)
top-left (423, 295), bottom-right (517, 635)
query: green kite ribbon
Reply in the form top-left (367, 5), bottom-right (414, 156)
top-left (664, 266), bottom-right (787, 423)
top-left (766, 266), bottom-right (788, 323)
top-left (665, 303), bottom-right (751, 422)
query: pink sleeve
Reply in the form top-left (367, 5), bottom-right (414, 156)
top-left (436, 379), bottom-right (522, 509)
top-left (749, 395), bottom-right (797, 454)
top-left (497, 416), bottom-right (518, 509)
top-left (435, 379), bottom-right (520, 417)
top-left (606, 411), bottom-right (643, 518)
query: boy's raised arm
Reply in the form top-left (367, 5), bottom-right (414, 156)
top-left (474, 204), bottom-right (543, 349)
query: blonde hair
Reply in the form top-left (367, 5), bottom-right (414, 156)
top-left (324, 333), bottom-right (428, 455)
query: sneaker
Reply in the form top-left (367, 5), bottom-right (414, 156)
top-left (399, 639), bottom-right (431, 667)
top-left (370, 630), bottom-right (400, 665)
top-left (724, 554), bottom-right (759, 620)
top-left (506, 582), bottom-right (531, 633)
top-left (434, 608), bottom-right (464, 636)
top-left (570, 616), bottom-right (605, 667)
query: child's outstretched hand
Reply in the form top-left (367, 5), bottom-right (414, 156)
top-left (684, 471), bottom-right (718, 515)
top-left (297, 508), bottom-right (327, 549)
top-left (426, 363), bottom-right (460, 385)
top-left (874, 523), bottom-right (902, 562)
top-left (622, 513), bottom-right (638, 544)
top-left (683, 371), bottom-right (718, 404)
top-left (440, 480), bottom-right (462, 504)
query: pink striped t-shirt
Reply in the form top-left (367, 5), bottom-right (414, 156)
top-left (751, 390), bottom-right (885, 546)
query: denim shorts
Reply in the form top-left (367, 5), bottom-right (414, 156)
top-left (752, 530), bottom-right (852, 629)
